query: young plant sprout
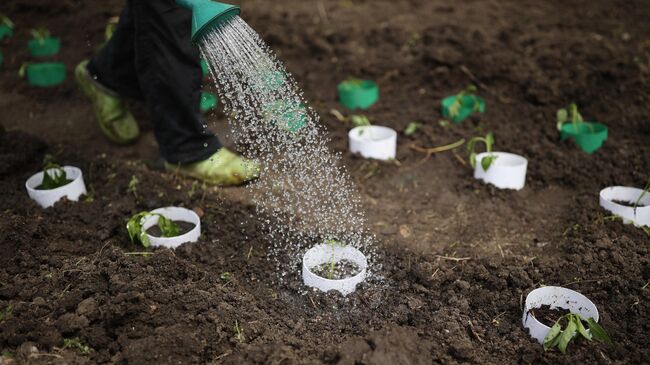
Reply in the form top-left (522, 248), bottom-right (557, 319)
top-left (404, 122), bottom-right (422, 136)
top-left (634, 177), bottom-right (650, 212)
top-left (543, 313), bottom-right (611, 354)
top-left (127, 211), bottom-right (181, 247)
top-left (467, 132), bottom-right (497, 171)
top-left (448, 85), bottom-right (481, 120)
top-left (325, 238), bottom-right (343, 280)
top-left (38, 156), bottom-right (71, 190)
top-left (556, 103), bottom-right (592, 133)
top-left (350, 114), bottom-right (371, 136)
top-left (30, 27), bottom-right (51, 44)
top-left (0, 15), bottom-right (14, 30)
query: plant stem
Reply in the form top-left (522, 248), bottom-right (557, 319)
top-left (633, 177), bottom-right (650, 212)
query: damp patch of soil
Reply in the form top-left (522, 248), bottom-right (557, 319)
top-left (146, 220), bottom-right (195, 237)
top-left (312, 259), bottom-right (361, 280)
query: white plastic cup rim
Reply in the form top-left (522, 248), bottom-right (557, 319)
top-left (522, 286), bottom-right (599, 344)
top-left (473, 151), bottom-right (527, 190)
top-left (599, 186), bottom-right (650, 227)
top-left (302, 243), bottom-right (368, 296)
top-left (140, 207), bottom-right (201, 249)
top-left (25, 166), bottom-right (87, 208)
top-left (348, 125), bottom-right (397, 161)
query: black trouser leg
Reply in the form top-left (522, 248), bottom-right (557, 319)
top-left (88, 0), bottom-right (221, 164)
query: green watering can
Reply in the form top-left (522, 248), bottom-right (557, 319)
top-left (176, 0), bottom-right (240, 42)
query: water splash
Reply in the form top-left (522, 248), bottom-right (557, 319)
top-left (199, 15), bottom-right (378, 283)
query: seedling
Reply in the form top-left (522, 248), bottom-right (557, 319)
top-left (325, 238), bottom-right (345, 279)
top-left (467, 132), bottom-right (497, 171)
top-left (62, 338), bottom-right (90, 355)
top-left (404, 122), bottom-right (422, 136)
top-left (350, 114), bottom-right (371, 136)
top-left (633, 178), bottom-right (650, 212)
top-left (0, 15), bottom-right (14, 31)
top-left (556, 103), bottom-right (595, 133)
top-left (127, 175), bottom-right (139, 198)
top-left (30, 27), bottom-right (51, 44)
top-left (447, 85), bottom-right (482, 121)
top-left (341, 78), bottom-right (365, 89)
top-left (127, 211), bottom-right (181, 247)
top-left (543, 313), bottom-right (611, 354)
top-left (38, 156), bottom-right (71, 190)
top-left (234, 320), bottom-right (245, 343)
top-left (220, 272), bottom-right (232, 281)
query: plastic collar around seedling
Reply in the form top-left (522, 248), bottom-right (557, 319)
top-left (25, 62), bottom-right (66, 87)
top-left (441, 94), bottom-right (486, 123)
top-left (28, 37), bottom-right (61, 58)
top-left (0, 24), bottom-right (13, 41)
top-left (337, 79), bottom-right (379, 110)
top-left (559, 122), bottom-right (608, 154)
top-left (200, 92), bottom-right (218, 113)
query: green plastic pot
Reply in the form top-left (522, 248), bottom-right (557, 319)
top-left (441, 95), bottom-right (485, 123)
top-left (200, 59), bottom-right (209, 77)
top-left (560, 122), bottom-right (608, 154)
top-left (28, 37), bottom-right (61, 57)
top-left (25, 62), bottom-right (66, 87)
top-left (263, 100), bottom-right (307, 133)
top-left (200, 92), bottom-right (218, 113)
top-left (337, 80), bottom-right (379, 110)
top-left (0, 25), bottom-right (13, 41)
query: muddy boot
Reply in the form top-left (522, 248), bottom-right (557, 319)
top-left (164, 148), bottom-right (260, 186)
top-left (75, 60), bottom-right (139, 144)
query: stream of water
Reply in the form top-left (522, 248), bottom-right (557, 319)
top-left (199, 15), bottom-right (378, 281)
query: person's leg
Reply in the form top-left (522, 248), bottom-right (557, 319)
top-left (130, 0), bottom-right (221, 164)
top-left (75, 2), bottom-right (140, 144)
top-left (87, 4), bottom-right (143, 100)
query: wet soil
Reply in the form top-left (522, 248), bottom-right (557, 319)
top-left (528, 305), bottom-right (572, 328)
top-left (1, 0), bottom-right (650, 364)
top-left (312, 260), bottom-right (361, 280)
top-left (146, 220), bottom-right (195, 238)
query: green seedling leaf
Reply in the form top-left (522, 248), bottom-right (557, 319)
top-left (220, 272), bottom-right (232, 281)
top-left (18, 63), bottom-right (28, 78)
top-left (30, 27), bottom-right (51, 44)
top-left (575, 315), bottom-right (592, 341)
top-left (62, 338), bottom-right (90, 355)
top-left (469, 152), bottom-right (477, 169)
top-left (157, 215), bottom-right (180, 237)
top-left (127, 212), bottom-right (151, 247)
top-left (587, 318), bottom-right (612, 344)
top-left (481, 154), bottom-right (498, 171)
top-left (40, 160), bottom-right (69, 190)
top-left (404, 122), bottom-right (422, 136)
top-left (556, 108), bottom-right (568, 131)
top-left (0, 15), bottom-right (14, 29)
top-left (543, 321), bottom-right (563, 351)
top-left (350, 115), bottom-right (371, 127)
top-left (557, 317), bottom-right (577, 354)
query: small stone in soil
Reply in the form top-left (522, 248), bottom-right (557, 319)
top-left (312, 259), bottom-right (360, 280)
top-left (611, 199), bottom-right (645, 207)
top-left (146, 221), bottom-right (195, 237)
top-left (36, 179), bottom-right (73, 190)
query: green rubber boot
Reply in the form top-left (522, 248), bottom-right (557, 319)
top-left (165, 148), bottom-right (260, 186)
top-left (75, 60), bottom-right (139, 144)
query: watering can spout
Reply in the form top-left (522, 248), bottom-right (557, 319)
top-left (176, 0), bottom-right (240, 42)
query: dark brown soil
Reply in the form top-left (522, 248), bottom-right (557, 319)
top-left (529, 305), bottom-right (572, 328)
top-left (1, 0), bottom-right (650, 364)
top-left (145, 220), bottom-right (195, 238)
top-left (312, 260), bottom-right (361, 280)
